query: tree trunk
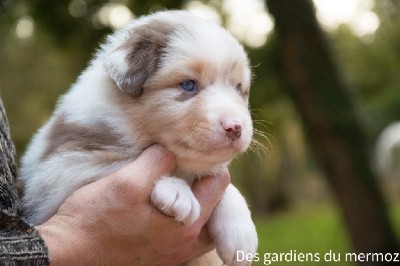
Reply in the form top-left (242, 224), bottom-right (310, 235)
top-left (266, 0), bottom-right (399, 257)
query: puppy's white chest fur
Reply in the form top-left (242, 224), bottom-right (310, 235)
top-left (20, 10), bottom-right (258, 265)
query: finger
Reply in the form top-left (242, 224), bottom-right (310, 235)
top-left (111, 145), bottom-right (176, 194)
top-left (192, 167), bottom-right (230, 226)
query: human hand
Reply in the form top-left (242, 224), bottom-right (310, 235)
top-left (36, 145), bottom-right (230, 265)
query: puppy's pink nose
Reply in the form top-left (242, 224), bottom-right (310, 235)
top-left (222, 120), bottom-right (242, 140)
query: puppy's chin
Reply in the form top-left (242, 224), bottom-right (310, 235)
top-left (167, 138), bottom-right (250, 174)
top-left (174, 144), bottom-right (235, 162)
top-left (173, 148), bottom-right (234, 175)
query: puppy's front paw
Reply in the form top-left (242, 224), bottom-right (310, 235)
top-left (151, 177), bottom-right (200, 226)
top-left (208, 184), bottom-right (258, 265)
top-left (211, 217), bottom-right (258, 265)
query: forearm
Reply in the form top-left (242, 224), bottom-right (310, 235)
top-left (0, 98), bottom-right (50, 265)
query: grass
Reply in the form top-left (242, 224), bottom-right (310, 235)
top-left (252, 203), bottom-right (400, 265)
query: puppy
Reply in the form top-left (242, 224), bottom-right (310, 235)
top-left (19, 10), bottom-right (257, 265)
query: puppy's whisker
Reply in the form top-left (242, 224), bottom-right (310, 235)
top-left (250, 127), bottom-right (274, 159)
top-left (253, 129), bottom-right (274, 154)
top-left (253, 119), bottom-right (274, 126)
top-left (250, 138), bottom-right (270, 159)
top-left (253, 128), bottom-right (273, 141)
top-left (253, 120), bottom-right (273, 132)
top-left (249, 108), bottom-right (264, 114)
top-left (247, 142), bottom-right (261, 158)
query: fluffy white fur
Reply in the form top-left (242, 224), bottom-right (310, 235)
top-left (19, 10), bottom-right (258, 265)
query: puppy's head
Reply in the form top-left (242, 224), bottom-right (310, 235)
top-left (106, 11), bottom-right (252, 173)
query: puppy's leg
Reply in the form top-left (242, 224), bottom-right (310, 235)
top-left (208, 184), bottom-right (258, 266)
top-left (151, 177), bottom-right (200, 226)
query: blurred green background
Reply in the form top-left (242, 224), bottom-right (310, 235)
top-left (1, 0), bottom-right (400, 264)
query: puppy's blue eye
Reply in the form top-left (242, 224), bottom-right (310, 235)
top-left (180, 80), bottom-right (197, 92)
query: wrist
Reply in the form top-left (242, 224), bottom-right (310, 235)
top-left (35, 216), bottom-right (101, 265)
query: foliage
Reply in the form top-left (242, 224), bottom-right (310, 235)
top-left (332, 0), bottom-right (400, 137)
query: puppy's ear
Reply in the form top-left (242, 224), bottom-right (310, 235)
top-left (106, 21), bottom-right (173, 97)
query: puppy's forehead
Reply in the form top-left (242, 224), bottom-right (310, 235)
top-left (159, 13), bottom-right (251, 85)
top-left (167, 21), bottom-right (249, 70)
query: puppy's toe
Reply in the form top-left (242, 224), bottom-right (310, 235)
top-left (151, 177), bottom-right (200, 226)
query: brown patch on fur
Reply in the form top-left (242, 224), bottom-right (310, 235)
top-left (174, 90), bottom-right (199, 102)
top-left (187, 59), bottom-right (217, 86)
top-left (225, 60), bottom-right (250, 95)
top-left (90, 150), bottom-right (136, 165)
top-left (116, 20), bottom-right (175, 97)
top-left (40, 114), bottom-right (128, 163)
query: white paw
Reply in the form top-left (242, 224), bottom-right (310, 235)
top-left (208, 184), bottom-right (258, 265)
top-left (211, 217), bottom-right (258, 265)
top-left (151, 177), bottom-right (200, 226)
